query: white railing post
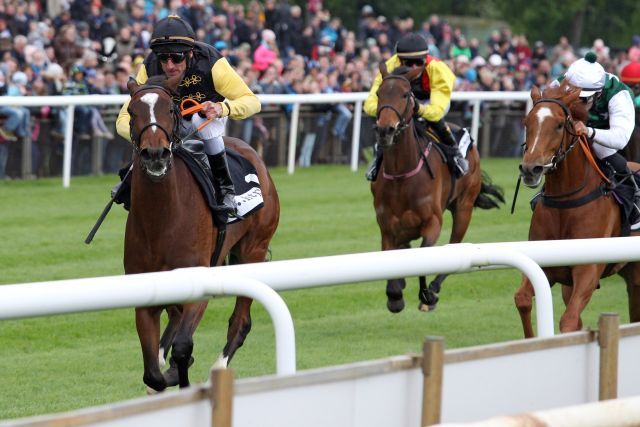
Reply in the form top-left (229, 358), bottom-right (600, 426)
top-left (287, 102), bottom-right (301, 175)
top-left (62, 105), bottom-right (75, 188)
top-left (351, 100), bottom-right (363, 172)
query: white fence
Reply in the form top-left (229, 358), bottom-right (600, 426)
top-left (3, 237), bottom-right (640, 425)
top-left (0, 91), bottom-right (531, 187)
top-left (5, 320), bottom-right (640, 427)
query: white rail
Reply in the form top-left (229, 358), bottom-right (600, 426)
top-left (0, 91), bottom-right (531, 187)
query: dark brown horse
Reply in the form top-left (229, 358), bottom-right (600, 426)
top-left (515, 80), bottom-right (640, 337)
top-left (371, 63), bottom-right (504, 313)
top-left (124, 75), bottom-right (280, 392)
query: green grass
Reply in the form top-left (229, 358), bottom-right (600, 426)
top-left (0, 159), bottom-right (630, 419)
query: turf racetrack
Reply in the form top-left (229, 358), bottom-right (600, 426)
top-left (0, 159), bottom-right (630, 419)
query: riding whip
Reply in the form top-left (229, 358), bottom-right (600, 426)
top-left (84, 164), bottom-right (133, 244)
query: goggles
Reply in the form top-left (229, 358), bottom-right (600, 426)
top-left (158, 52), bottom-right (187, 64)
top-left (401, 58), bottom-right (425, 67)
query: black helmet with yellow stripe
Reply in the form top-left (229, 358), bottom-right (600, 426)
top-left (150, 15), bottom-right (196, 53)
top-left (395, 33), bottom-right (429, 59)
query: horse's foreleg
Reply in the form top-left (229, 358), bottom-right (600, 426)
top-left (620, 264), bottom-right (640, 322)
top-left (514, 277), bottom-right (535, 338)
top-left (135, 306), bottom-right (166, 392)
top-left (417, 223), bottom-right (444, 311)
top-left (560, 266), bottom-right (601, 333)
top-left (171, 302), bottom-right (208, 389)
top-left (387, 278), bottom-right (407, 313)
top-left (216, 296), bottom-right (253, 368)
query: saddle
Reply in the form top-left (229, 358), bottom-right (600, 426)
top-left (414, 120), bottom-right (472, 175)
top-left (114, 142), bottom-right (264, 227)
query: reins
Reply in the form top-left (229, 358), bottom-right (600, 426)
top-left (512, 96), bottom-right (611, 213)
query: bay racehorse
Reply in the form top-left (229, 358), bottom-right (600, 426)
top-left (371, 63), bottom-right (504, 313)
top-left (124, 74), bottom-right (280, 391)
top-left (515, 80), bottom-right (640, 337)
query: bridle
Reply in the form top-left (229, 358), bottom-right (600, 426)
top-left (375, 75), bottom-right (417, 144)
top-left (128, 84), bottom-right (182, 155)
top-left (524, 97), bottom-right (581, 174)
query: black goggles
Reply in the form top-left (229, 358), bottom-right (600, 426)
top-left (401, 58), bottom-right (425, 67)
top-left (158, 52), bottom-right (187, 64)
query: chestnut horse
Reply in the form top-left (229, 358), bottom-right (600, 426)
top-left (515, 80), bottom-right (640, 337)
top-left (124, 75), bottom-right (280, 391)
top-left (371, 63), bottom-right (504, 313)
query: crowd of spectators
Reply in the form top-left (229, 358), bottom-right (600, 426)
top-left (1, 0), bottom-right (640, 178)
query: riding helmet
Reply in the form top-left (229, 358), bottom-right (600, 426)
top-left (150, 15), bottom-right (196, 53)
top-left (621, 61), bottom-right (640, 85)
top-left (395, 33), bottom-right (429, 59)
top-left (565, 52), bottom-right (605, 97)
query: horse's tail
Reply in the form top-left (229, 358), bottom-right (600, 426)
top-left (474, 170), bottom-right (505, 210)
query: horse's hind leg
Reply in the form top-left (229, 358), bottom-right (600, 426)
top-left (159, 305), bottom-right (181, 367)
top-left (170, 302), bottom-right (208, 388)
top-left (135, 306), bottom-right (167, 392)
top-left (214, 296), bottom-right (253, 369)
top-left (514, 276), bottom-right (535, 338)
top-left (387, 278), bottom-right (407, 313)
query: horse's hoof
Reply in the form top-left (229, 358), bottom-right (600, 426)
top-left (418, 303), bottom-right (437, 312)
top-left (387, 298), bottom-right (405, 313)
top-left (146, 386), bottom-right (161, 395)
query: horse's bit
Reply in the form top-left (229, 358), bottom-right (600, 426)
top-left (375, 75), bottom-right (417, 143)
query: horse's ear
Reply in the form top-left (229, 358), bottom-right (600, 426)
top-left (380, 61), bottom-right (389, 78)
top-left (530, 85), bottom-right (542, 103)
top-left (163, 73), bottom-right (183, 94)
top-left (127, 77), bottom-right (139, 95)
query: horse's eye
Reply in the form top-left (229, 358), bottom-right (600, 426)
top-left (556, 123), bottom-right (563, 131)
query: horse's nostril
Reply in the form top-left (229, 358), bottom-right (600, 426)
top-left (532, 166), bottom-right (544, 175)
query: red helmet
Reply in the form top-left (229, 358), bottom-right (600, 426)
top-left (621, 61), bottom-right (640, 85)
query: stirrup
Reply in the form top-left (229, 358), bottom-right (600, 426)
top-left (454, 155), bottom-right (469, 177)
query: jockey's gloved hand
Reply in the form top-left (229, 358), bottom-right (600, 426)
top-left (192, 113), bottom-right (227, 140)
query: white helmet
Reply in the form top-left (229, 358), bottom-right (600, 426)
top-left (565, 52), bottom-right (605, 97)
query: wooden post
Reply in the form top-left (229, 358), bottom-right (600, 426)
top-left (598, 313), bottom-right (619, 401)
top-left (422, 336), bottom-right (444, 426)
top-left (210, 368), bottom-right (234, 427)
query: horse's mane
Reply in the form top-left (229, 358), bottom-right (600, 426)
top-left (540, 82), bottom-right (589, 123)
top-left (145, 75), bottom-right (167, 87)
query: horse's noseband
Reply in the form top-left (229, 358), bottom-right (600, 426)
top-left (375, 75), bottom-right (416, 145)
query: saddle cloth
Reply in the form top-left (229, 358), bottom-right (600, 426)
top-left (175, 145), bottom-right (264, 225)
top-left (116, 144), bottom-right (264, 225)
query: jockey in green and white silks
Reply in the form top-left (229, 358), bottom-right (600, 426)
top-left (554, 52), bottom-right (635, 161)
top-left (553, 51), bottom-right (639, 228)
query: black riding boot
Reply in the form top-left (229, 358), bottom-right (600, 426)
top-left (365, 144), bottom-right (383, 181)
top-left (208, 152), bottom-right (237, 217)
top-left (429, 118), bottom-right (468, 177)
top-left (604, 153), bottom-right (640, 230)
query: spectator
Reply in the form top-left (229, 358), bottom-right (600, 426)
top-left (253, 29), bottom-right (279, 74)
top-left (629, 35), bottom-right (640, 63)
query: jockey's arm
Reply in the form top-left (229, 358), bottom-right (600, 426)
top-left (363, 66), bottom-right (385, 118)
top-left (116, 67), bottom-right (149, 143)
top-left (416, 60), bottom-right (455, 122)
top-left (211, 58), bottom-right (261, 119)
top-left (591, 91), bottom-right (635, 153)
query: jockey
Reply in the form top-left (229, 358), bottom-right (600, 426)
top-left (364, 32), bottom-right (467, 181)
top-left (116, 15), bottom-right (261, 217)
top-left (620, 61), bottom-right (640, 107)
top-left (556, 52), bottom-right (639, 228)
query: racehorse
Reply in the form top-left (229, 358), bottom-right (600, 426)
top-left (515, 80), bottom-right (640, 337)
top-left (371, 63), bottom-right (504, 313)
top-left (124, 74), bottom-right (280, 392)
